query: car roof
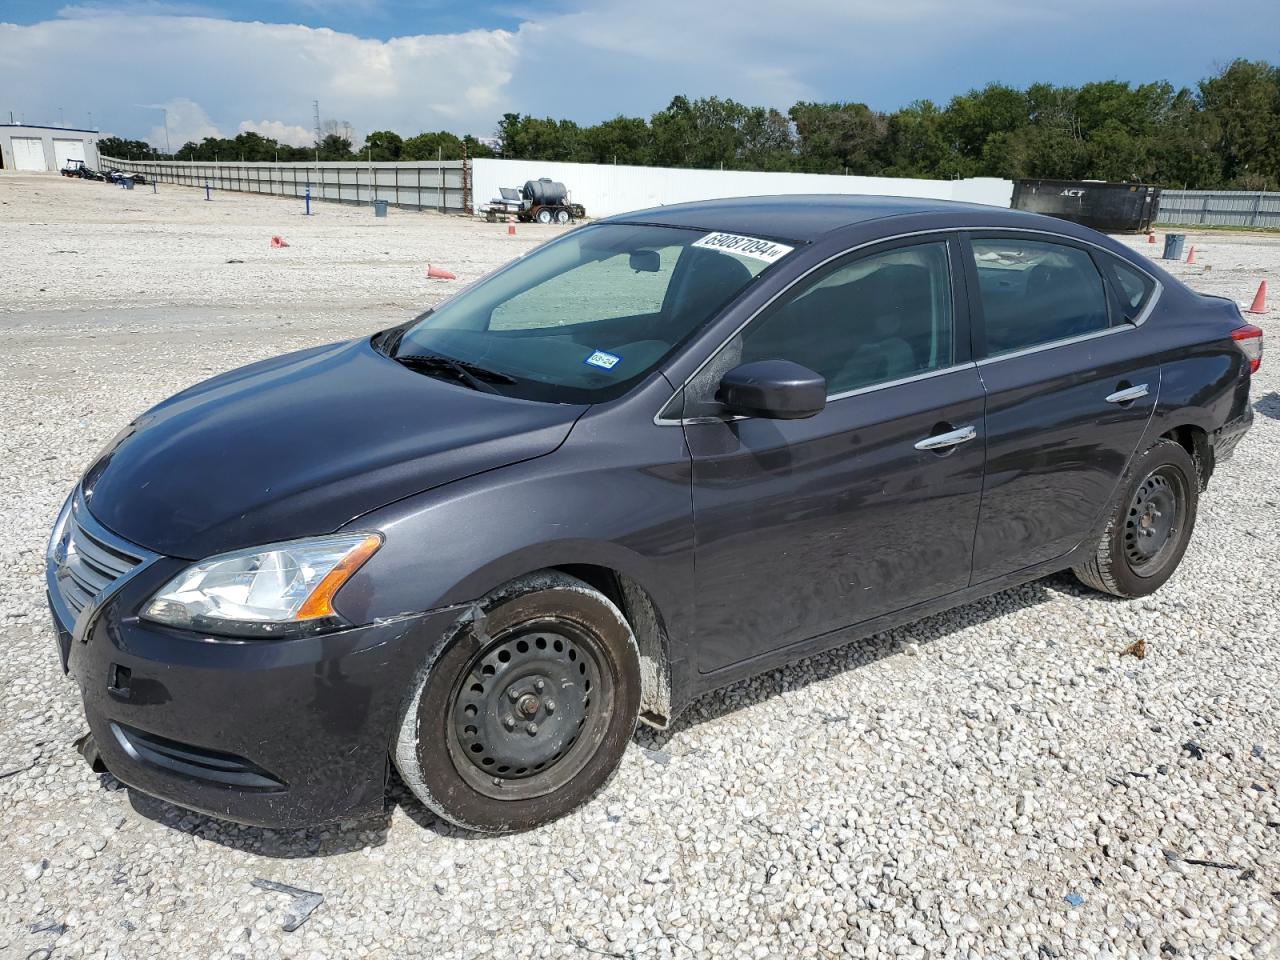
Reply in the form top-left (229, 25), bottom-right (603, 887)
top-left (606, 194), bottom-right (1058, 244)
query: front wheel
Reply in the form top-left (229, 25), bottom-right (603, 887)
top-left (1073, 438), bottom-right (1199, 598)
top-left (555, 208), bottom-right (571, 224)
top-left (393, 571), bottom-right (640, 833)
top-left (535, 208), bottom-right (553, 224)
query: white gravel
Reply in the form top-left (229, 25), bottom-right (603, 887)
top-left (1, 173), bottom-right (1278, 960)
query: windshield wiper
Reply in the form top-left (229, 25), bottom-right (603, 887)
top-left (395, 353), bottom-right (516, 393)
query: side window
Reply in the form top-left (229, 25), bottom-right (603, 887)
top-left (682, 241), bottom-right (954, 417)
top-left (1106, 257), bottom-right (1157, 322)
top-left (970, 238), bottom-right (1109, 356)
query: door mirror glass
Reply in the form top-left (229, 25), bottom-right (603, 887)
top-left (629, 249), bottom-right (661, 273)
top-left (717, 360), bottom-right (826, 419)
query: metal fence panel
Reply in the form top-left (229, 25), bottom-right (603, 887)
top-left (1155, 189), bottom-right (1280, 228)
top-left (100, 157), bottom-right (468, 212)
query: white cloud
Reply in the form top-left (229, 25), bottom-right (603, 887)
top-left (237, 119), bottom-right (316, 147)
top-left (0, 14), bottom-right (517, 148)
top-left (145, 97), bottom-right (221, 148)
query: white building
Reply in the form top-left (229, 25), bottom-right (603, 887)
top-left (1, 124), bottom-right (101, 172)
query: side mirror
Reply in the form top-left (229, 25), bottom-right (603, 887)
top-left (717, 360), bottom-right (826, 420)
top-left (629, 249), bottom-right (661, 273)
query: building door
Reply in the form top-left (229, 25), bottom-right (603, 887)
top-left (53, 139), bottom-right (85, 170)
top-left (13, 138), bottom-right (46, 171)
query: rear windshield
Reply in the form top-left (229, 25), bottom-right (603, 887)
top-left (383, 223), bottom-right (785, 402)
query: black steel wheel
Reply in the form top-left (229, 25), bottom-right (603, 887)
top-left (446, 622), bottom-right (611, 801)
top-left (393, 571), bottom-right (640, 833)
top-left (1122, 466), bottom-right (1186, 577)
top-left (1074, 438), bottom-right (1199, 598)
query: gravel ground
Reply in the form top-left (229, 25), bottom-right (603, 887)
top-left (1, 173), bottom-right (1279, 960)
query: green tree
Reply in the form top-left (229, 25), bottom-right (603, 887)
top-left (363, 130), bottom-right (403, 161)
top-left (1198, 59), bottom-right (1280, 188)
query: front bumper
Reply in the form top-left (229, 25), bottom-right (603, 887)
top-left (49, 525), bottom-right (465, 829)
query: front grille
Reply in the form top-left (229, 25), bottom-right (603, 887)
top-left (111, 722), bottom-right (286, 790)
top-left (49, 492), bottom-right (148, 625)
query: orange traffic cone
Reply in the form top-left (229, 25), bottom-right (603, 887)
top-left (270, 235), bottom-right (289, 248)
top-left (426, 264), bottom-right (456, 280)
top-left (1246, 280), bottom-right (1267, 314)
top-left (1186, 246), bottom-right (1196, 264)
top-left (1147, 231), bottom-right (1156, 244)
top-left (507, 223), bottom-right (516, 236)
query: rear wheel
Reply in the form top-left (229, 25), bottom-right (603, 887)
top-left (1073, 438), bottom-right (1198, 598)
top-left (555, 208), bottom-right (571, 224)
top-left (393, 572), bottom-right (640, 833)
top-left (535, 208), bottom-right (553, 224)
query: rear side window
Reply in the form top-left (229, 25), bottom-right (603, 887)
top-left (971, 238), bottom-right (1109, 356)
top-left (1106, 257), bottom-right (1157, 322)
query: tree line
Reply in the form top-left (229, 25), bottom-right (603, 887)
top-left (101, 59), bottom-right (1279, 190)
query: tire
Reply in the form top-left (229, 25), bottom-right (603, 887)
top-left (555, 209), bottom-right (571, 224)
top-left (535, 208), bottom-right (553, 224)
top-left (1073, 438), bottom-right (1199, 598)
top-left (393, 571), bottom-right (641, 833)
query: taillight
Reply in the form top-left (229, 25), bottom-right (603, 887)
top-left (1232, 323), bottom-right (1264, 373)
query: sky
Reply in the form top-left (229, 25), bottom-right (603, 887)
top-left (1, 1), bottom-right (1277, 149)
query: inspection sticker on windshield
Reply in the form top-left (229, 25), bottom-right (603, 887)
top-left (584, 350), bottom-right (622, 371)
top-left (692, 232), bottom-right (794, 264)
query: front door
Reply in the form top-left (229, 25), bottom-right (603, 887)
top-left (963, 233), bottom-right (1160, 583)
top-left (680, 236), bottom-right (987, 674)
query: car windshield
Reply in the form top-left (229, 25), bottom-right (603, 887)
top-left (384, 223), bottom-right (788, 402)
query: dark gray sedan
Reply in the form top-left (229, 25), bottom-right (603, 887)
top-left (48, 195), bottom-right (1259, 832)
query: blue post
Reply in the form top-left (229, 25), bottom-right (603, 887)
top-left (204, 181), bottom-right (211, 201)
top-left (305, 184), bottom-right (311, 216)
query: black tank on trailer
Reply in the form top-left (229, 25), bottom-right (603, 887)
top-left (1012, 180), bottom-right (1161, 233)
top-left (522, 178), bottom-right (569, 206)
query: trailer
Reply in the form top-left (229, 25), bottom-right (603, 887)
top-left (483, 178), bottom-right (586, 223)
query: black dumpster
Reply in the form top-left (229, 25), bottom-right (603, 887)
top-left (1011, 180), bottom-right (1161, 233)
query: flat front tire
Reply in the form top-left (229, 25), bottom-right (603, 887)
top-left (1073, 438), bottom-right (1199, 598)
top-left (393, 572), bottom-right (640, 833)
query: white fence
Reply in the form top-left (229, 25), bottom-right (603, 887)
top-left (473, 159), bottom-right (1013, 218)
top-left (101, 156), bottom-right (467, 211)
top-left (1156, 189), bottom-right (1280, 229)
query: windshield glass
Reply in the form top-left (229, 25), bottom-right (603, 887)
top-left (386, 223), bottom-right (786, 402)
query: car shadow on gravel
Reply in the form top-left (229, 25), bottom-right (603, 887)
top-left (122, 781), bottom-right (396, 857)
top-left (635, 570), bottom-right (1109, 752)
top-left (1255, 392), bottom-right (1280, 420)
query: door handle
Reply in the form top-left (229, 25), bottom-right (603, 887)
top-left (1105, 384), bottom-right (1149, 404)
top-left (914, 425), bottom-right (977, 451)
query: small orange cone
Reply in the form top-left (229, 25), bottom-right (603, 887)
top-left (426, 264), bottom-right (456, 280)
top-left (507, 223), bottom-right (516, 236)
top-left (1246, 280), bottom-right (1267, 314)
top-left (1147, 231), bottom-right (1156, 244)
top-left (1186, 246), bottom-right (1196, 264)
top-left (270, 235), bottom-right (289, 248)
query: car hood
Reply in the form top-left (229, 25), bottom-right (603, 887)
top-left (83, 338), bottom-right (586, 559)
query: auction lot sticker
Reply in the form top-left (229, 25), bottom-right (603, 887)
top-left (692, 232), bottom-right (794, 264)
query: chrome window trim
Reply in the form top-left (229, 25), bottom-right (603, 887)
top-left (653, 224), bottom-right (1164, 426)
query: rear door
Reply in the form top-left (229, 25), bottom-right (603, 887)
top-left (681, 235), bottom-right (987, 674)
top-left (963, 233), bottom-right (1160, 583)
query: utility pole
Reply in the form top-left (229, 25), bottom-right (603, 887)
top-left (163, 107), bottom-right (171, 156)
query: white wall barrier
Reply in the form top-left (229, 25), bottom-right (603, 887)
top-left (472, 158), bottom-right (1013, 218)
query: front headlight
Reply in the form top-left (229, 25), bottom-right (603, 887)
top-left (142, 533), bottom-right (382, 638)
